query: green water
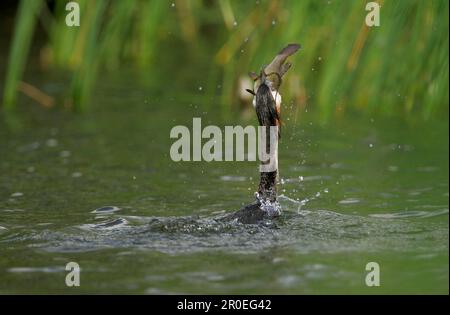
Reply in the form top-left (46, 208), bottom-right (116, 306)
top-left (0, 77), bottom-right (448, 294)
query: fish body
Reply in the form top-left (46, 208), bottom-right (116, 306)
top-left (249, 43), bottom-right (301, 94)
top-left (248, 43), bottom-right (301, 137)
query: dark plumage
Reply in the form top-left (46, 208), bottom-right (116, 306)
top-left (255, 83), bottom-right (279, 129)
top-left (226, 202), bottom-right (268, 224)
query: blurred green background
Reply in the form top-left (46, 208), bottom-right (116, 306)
top-left (0, 1), bottom-right (448, 294)
top-left (1, 0), bottom-right (449, 122)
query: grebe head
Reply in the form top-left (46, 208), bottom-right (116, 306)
top-left (246, 43), bottom-right (300, 111)
top-left (251, 71), bottom-right (282, 113)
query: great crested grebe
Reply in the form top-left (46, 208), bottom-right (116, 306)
top-left (226, 43), bottom-right (301, 224)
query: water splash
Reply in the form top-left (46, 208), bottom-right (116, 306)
top-left (5, 203), bottom-right (446, 256)
top-left (255, 192), bottom-right (281, 217)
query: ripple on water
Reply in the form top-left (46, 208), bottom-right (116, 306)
top-left (338, 198), bottom-right (361, 205)
top-left (80, 217), bottom-right (128, 230)
top-left (2, 195), bottom-right (447, 255)
top-left (220, 175), bottom-right (247, 182)
top-left (2, 209), bottom-right (26, 213)
top-left (91, 206), bottom-right (121, 214)
top-left (9, 198), bottom-right (446, 256)
top-left (8, 266), bottom-right (65, 273)
top-left (370, 208), bottom-right (449, 219)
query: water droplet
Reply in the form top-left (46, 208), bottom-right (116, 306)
top-left (271, 19), bottom-right (276, 26)
top-left (233, 21), bottom-right (238, 27)
top-left (71, 172), bottom-right (82, 178)
top-left (388, 166), bottom-right (398, 172)
top-left (171, 2), bottom-right (175, 8)
top-left (369, 143), bottom-right (374, 148)
top-left (46, 139), bottom-right (58, 147)
top-left (60, 150), bottom-right (71, 158)
top-left (11, 192), bottom-right (23, 198)
top-left (198, 86), bottom-right (203, 91)
top-left (272, 257), bottom-right (285, 264)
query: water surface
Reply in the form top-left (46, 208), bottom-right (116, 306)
top-left (0, 79), bottom-right (448, 294)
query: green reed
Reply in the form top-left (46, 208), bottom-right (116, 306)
top-left (3, 0), bottom-right (43, 111)
top-left (2, 0), bottom-right (448, 121)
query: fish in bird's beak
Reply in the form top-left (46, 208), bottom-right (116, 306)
top-left (247, 43), bottom-right (301, 97)
top-left (246, 43), bottom-right (301, 136)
